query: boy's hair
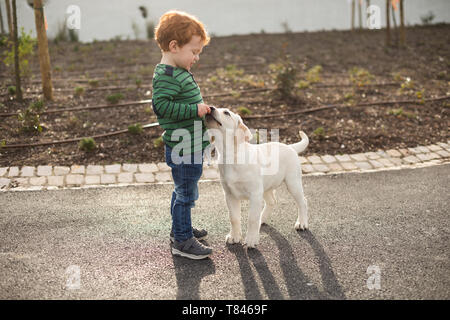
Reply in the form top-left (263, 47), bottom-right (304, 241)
top-left (155, 10), bottom-right (210, 51)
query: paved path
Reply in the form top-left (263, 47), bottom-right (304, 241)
top-left (1, 141), bottom-right (449, 191)
top-left (1, 163), bottom-right (449, 299)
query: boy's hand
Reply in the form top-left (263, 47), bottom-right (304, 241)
top-left (197, 103), bottom-right (211, 117)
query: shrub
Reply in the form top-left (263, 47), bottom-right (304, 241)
top-left (135, 78), bottom-right (142, 88)
top-left (7, 86), bottom-right (16, 96)
top-left (3, 28), bottom-right (36, 78)
top-left (88, 79), bottom-right (99, 87)
top-left (388, 108), bottom-right (403, 116)
top-left (17, 100), bottom-right (44, 133)
top-left (297, 80), bottom-right (310, 89)
top-left (153, 136), bottom-right (164, 148)
top-left (349, 67), bottom-right (374, 88)
top-left (106, 93), bottom-right (124, 104)
top-left (79, 137), bottom-right (96, 152)
top-left (400, 77), bottom-right (415, 92)
top-left (237, 106), bottom-right (252, 116)
top-left (270, 59), bottom-right (298, 99)
top-left (128, 123), bottom-right (143, 135)
top-left (74, 86), bottom-right (85, 97)
top-left (313, 127), bottom-right (325, 139)
top-left (305, 65), bottom-right (322, 84)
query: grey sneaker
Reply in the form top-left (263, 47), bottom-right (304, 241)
top-left (172, 237), bottom-right (212, 260)
top-left (170, 228), bottom-right (208, 242)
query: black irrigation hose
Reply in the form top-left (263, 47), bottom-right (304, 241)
top-left (244, 95), bottom-right (450, 119)
top-left (0, 88), bottom-right (273, 118)
top-left (1, 122), bottom-right (159, 149)
top-left (2, 95), bottom-right (448, 150)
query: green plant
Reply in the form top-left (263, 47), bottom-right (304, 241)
top-left (88, 79), bottom-right (99, 87)
top-left (436, 71), bottom-right (446, 80)
top-left (3, 28), bottom-right (36, 78)
top-left (392, 72), bottom-right (404, 82)
top-left (7, 86), bottom-right (16, 96)
top-left (17, 100), bottom-right (45, 133)
top-left (420, 11), bottom-right (435, 25)
top-left (416, 90), bottom-right (425, 103)
top-left (106, 93), bottom-right (124, 104)
top-left (313, 127), bottom-right (325, 137)
top-left (216, 64), bottom-right (245, 84)
top-left (0, 139), bottom-right (6, 149)
top-left (388, 108), bottom-right (404, 116)
top-left (270, 58), bottom-right (298, 99)
top-left (297, 80), bottom-right (310, 89)
top-left (349, 67), bottom-right (374, 88)
top-left (306, 65), bottom-right (322, 84)
top-left (79, 137), bottom-right (96, 152)
top-left (128, 123), bottom-right (143, 135)
top-left (135, 78), bottom-right (142, 88)
top-left (74, 86), bottom-right (85, 97)
top-left (237, 107), bottom-right (252, 116)
top-left (400, 77), bottom-right (415, 92)
top-left (153, 136), bottom-right (164, 148)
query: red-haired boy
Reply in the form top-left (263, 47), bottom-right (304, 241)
top-left (152, 11), bottom-right (212, 259)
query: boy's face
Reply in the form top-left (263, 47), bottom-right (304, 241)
top-left (170, 35), bottom-right (204, 71)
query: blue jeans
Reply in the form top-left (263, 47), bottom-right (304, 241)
top-left (165, 145), bottom-right (204, 242)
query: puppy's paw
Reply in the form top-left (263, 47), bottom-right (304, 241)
top-left (244, 234), bottom-right (260, 248)
top-left (295, 220), bottom-right (309, 231)
top-left (226, 233), bottom-right (241, 244)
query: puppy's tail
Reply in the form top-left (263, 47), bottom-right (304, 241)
top-left (289, 131), bottom-right (309, 154)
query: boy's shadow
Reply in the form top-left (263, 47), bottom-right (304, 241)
top-left (172, 242), bottom-right (216, 300)
top-left (227, 225), bottom-right (345, 300)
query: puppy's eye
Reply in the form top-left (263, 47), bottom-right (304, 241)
top-left (224, 111), bottom-right (230, 116)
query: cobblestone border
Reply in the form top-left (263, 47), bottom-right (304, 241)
top-left (1, 141), bottom-right (449, 192)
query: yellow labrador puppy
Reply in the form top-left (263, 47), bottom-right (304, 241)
top-left (205, 107), bottom-right (309, 248)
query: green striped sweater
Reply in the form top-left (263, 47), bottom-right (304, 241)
top-left (152, 64), bottom-right (210, 155)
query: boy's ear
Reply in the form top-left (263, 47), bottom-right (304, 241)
top-left (168, 40), bottom-right (179, 52)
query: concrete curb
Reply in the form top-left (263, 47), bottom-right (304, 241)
top-left (1, 141), bottom-right (449, 192)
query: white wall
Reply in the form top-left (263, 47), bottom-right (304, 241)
top-left (3, 0), bottom-right (449, 42)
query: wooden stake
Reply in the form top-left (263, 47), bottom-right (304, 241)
top-left (11, 0), bottom-right (22, 101)
top-left (358, 0), bottom-right (363, 29)
top-left (0, 2), bottom-right (5, 34)
top-left (5, 0), bottom-right (12, 40)
top-left (400, 0), bottom-right (405, 46)
top-left (386, 0), bottom-right (391, 46)
top-left (351, 0), bottom-right (355, 30)
top-left (33, 0), bottom-right (53, 100)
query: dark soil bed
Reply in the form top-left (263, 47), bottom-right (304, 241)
top-left (0, 24), bottom-right (449, 166)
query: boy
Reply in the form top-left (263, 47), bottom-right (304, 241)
top-left (152, 11), bottom-right (213, 259)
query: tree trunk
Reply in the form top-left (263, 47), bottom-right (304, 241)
top-left (366, 0), bottom-right (371, 28)
top-left (0, 2), bottom-right (5, 34)
top-left (11, 0), bottom-right (22, 101)
top-left (400, 0), bottom-right (405, 46)
top-left (351, 0), bottom-right (355, 30)
top-left (386, 0), bottom-right (391, 46)
top-left (5, 0), bottom-right (13, 40)
top-left (391, 1), bottom-right (398, 46)
top-left (33, 0), bottom-right (53, 100)
top-left (358, 0), bottom-right (363, 29)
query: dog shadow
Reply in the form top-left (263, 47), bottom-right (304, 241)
top-left (172, 243), bottom-right (216, 300)
top-left (227, 225), bottom-right (345, 300)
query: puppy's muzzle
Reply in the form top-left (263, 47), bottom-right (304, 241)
top-left (206, 106), bottom-right (222, 126)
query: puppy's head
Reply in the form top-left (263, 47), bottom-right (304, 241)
top-left (205, 107), bottom-right (252, 145)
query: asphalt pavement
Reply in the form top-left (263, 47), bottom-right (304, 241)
top-left (0, 164), bottom-right (449, 299)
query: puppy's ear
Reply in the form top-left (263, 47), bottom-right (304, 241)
top-left (237, 120), bottom-right (253, 143)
